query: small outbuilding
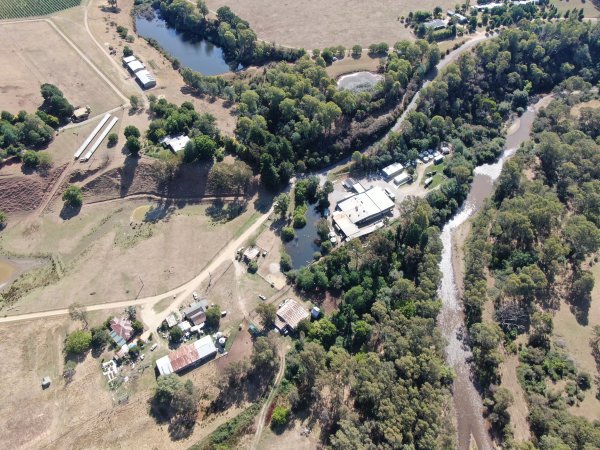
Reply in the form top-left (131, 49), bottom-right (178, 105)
top-left (127, 60), bottom-right (145, 73)
top-left (381, 162), bottom-right (404, 180)
top-left (122, 55), bottom-right (137, 64)
top-left (242, 246), bottom-right (260, 262)
top-left (183, 300), bottom-right (209, 326)
top-left (433, 154), bottom-right (444, 165)
top-left (41, 376), bottom-right (51, 389)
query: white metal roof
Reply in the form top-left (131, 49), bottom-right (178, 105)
top-left (127, 60), bottom-right (145, 73)
top-left (336, 186), bottom-right (394, 225)
top-left (393, 172), bottom-right (411, 184)
top-left (122, 55), bottom-right (137, 64)
top-left (160, 135), bottom-right (190, 153)
top-left (136, 69), bottom-right (156, 86)
top-left (382, 162), bottom-right (404, 178)
top-left (194, 335), bottom-right (217, 360)
top-left (156, 355), bottom-right (174, 376)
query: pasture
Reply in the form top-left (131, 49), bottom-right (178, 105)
top-left (206, 0), bottom-right (458, 49)
top-left (0, 20), bottom-right (122, 114)
top-left (0, 0), bottom-right (81, 19)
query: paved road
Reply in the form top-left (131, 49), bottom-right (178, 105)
top-left (0, 204), bottom-right (273, 325)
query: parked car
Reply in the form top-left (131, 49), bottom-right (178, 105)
top-left (150, 343), bottom-right (158, 351)
top-left (193, 291), bottom-right (198, 300)
top-left (258, 294), bottom-right (266, 301)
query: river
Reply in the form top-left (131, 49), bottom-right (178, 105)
top-left (437, 96), bottom-right (552, 449)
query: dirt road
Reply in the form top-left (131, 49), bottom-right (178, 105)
top-left (250, 345), bottom-right (286, 450)
top-left (0, 204), bottom-right (273, 326)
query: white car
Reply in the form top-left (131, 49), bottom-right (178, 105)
top-left (193, 291), bottom-right (198, 300)
top-left (259, 294), bottom-right (266, 301)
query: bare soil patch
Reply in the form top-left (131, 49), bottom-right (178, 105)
top-left (206, 0), bottom-right (458, 49)
top-left (0, 164), bottom-right (67, 216)
top-left (498, 351), bottom-right (531, 442)
top-left (0, 20), bottom-right (121, 114)
top-left (326, 55), bottom-right (382, 79)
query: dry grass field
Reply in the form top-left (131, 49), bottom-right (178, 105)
top-left (0, 199), bottom-right (266, 314)
top-left (0, 20), bottom-right (122, 114)
top-left (205, 0), bottom-right (458, 49)
top-left (551, 0), bottom-right (600, 17)
top-left (552, 262), bottom-right (600, 421)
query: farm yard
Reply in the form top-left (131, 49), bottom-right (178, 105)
top-left (0, 0), bottom-right (82, 20)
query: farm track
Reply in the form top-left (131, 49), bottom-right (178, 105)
top-left (250, 345), bottom-right (286, 450)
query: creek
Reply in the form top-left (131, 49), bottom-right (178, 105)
top-left (437, 96), bottom-right (550, 449)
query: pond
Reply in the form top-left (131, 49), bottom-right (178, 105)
top-left (135, 15), bottom-right (239, 76)
top-left (337, 71), bottom-right (383, 92)
top-left (284, 205), bottom-right (324, 268)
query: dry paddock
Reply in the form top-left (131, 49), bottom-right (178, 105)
top-left (206, 0), bottom-right (458, 49)
top-left (0, 20), bottom-right (122, 114)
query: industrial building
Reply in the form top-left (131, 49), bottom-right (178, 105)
top-left (274, 299), bottom-right (310, 333)
top-left (155, 335), bottom-right (217, 376)
top-left (381, 162), bottom-right (404, 180)
top-left (332, 186), bottom-right (395, 240)
top-left (136, 69), bottom-right (156, 89)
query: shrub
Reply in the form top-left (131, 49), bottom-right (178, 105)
top-left (107, 133), bottom-right (118, 147)
top-left (65, 330), bottom-right (92, 355)
top-left (280, 252), bottom-right (292, 272)
top-left (169, 326), bottom-right (183, 342)
top-left (126, 136), bottom-right (141, 155)
top-left (270, 406), bottom-right (290, 428)
top-left (62, 185), bottom-right (83, 207)
top-left (38, 151), bottom-right (52, 171)
top-left (248, 260), bottom-right (258, 273)
top-left (205, 305), bottom-right (221, 329)
top-left (22, 150), bottom-right (40, 168)
top-left (281, 227), bottom-right (295, 242)
top-left (0, 210), bottom-right (6, 228)
top-left (123, 45), bottom-right (133, 57)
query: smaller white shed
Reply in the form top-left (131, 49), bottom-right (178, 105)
top-left (127, 60), bottom-right (145, 73)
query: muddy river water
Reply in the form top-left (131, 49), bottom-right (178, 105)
top-left (437, 96), bottom-right (551, 449)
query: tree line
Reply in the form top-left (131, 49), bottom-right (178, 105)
top-left (463, 88), bottom-right (600, 447)
top-left (155, 0), bottom-right (304, 66)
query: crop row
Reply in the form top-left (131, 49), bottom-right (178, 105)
top-left (0, 0), bottom-right (82, 20)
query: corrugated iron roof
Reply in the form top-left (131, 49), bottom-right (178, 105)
top-left (276, 299), bottom-right (309, 330)
top-left (169, 344), bottom-right (201, 372)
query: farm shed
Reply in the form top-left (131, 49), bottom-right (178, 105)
top-left (381, 162), bottom-right (404, 180)
top-left (135, 69), bottom-right (156, 89)
top-left (155, 335), bottom-right (217, 375)
top-left (424, 19), bottom-right (447, 30)
top-left (243, 246), bottom-right (260, 262)
top-left (122, 55), bottom-right (137, 64)
top-left (127, 60), bottom-right (145, 73)
top-left (274, 299), bottom-right (310, 332)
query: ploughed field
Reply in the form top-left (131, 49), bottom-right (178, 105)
top-left (0, 0), bottom-right (81, 19)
